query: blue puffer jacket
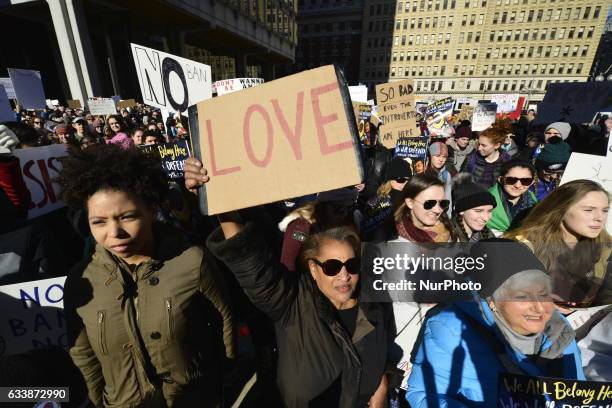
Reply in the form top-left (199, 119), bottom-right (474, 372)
top-left (406, 300), bottom-right (584, 407)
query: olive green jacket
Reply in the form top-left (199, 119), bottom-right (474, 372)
top-left (65, 224), bottom-right (234, 407)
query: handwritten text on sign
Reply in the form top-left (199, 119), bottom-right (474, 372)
top-left (130, 43), bottom-right (212, 112)
top-left (14, 144), bottom-right (67, 219)
top-left (140, 139), bottom-right (190, 179)
top-left (375, 79), bottom-right (418, 148)
top-left (0, 277), bottom-right (67, 357)
top-left (192, 65), bottom-right (362, 214)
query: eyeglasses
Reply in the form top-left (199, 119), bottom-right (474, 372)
top-left (395, 177), bottom-right (409, 183)
top-left (502, 176), bottom-right (534, 186)
top-left (413, 199), bottom-right (450, 211)
top-left (310, 257), bottom-right (361, 276)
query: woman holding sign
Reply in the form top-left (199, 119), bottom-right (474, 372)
top-left (406, 239), bottom-right (585, 407)
top-left (184, 158), bottom-right (398, 408)
top-left (60, 145), bottom-right (234, 408)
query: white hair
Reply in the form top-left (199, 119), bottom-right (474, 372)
top-left (492, 270), bottom-right (551, 302)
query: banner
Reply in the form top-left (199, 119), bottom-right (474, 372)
top-left (561, 152), bottom-right (612, 232)
top-left (353, 102), bottom-right (372, 146)
top-left (506, 96), bottom-right (526, 120)
top-left (214, 78), bottom-right (264, 96)
top-left (189, 65), bottom-right (363, 215)
top-left (535, 82), bottom-right (612, 125)
top-left (14, 144), bottom-right (67, 219)
top-left (490, 94), bottom-right (520, 114)
top-left (349, 85), bottom-right (368, 103)
top-left (7, 68), bottom-right (46, 110)
top-left (130, 43), bottom-right (212, 112)
top-left (425, 97), bottom-right (455, 137)
top-left (0, 276), bottom-right (67, 357)
top-left (0, 85), bottom-right (14, 123)
top-left (66, 99), bottom-right (82, 109)
top-left (472, 103), bottom-right (498, 132)
top-left (0, 77), bottom-right (16, 99)
top-left (497, 373), bottom-right (612, 407)
top-left (87, 98), bottom-right (117, 115)
top-left (376, 79), bottom-right (419, 147)
top-left (140, 139), bottom-right (190, 179)
top-left (394, 137), bottom-right (427, 174)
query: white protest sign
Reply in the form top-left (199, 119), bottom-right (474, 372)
top-left (0, 78), bottom-right (16, 99)
top-left (87, 98), bottom-right (117, 115)
top-left (349, 85), bottom-right (368, 103)
top-left (214, 78), bottom-right (264, 96)
top-left (490, 94), bottom-right (519, 114)
top-left (7, 68), bottom-right (46, 110)
top-left (0, 85), bottom-right (14, 123)
top-left (560, 153), bottom-right (612, 233)
top-left (130, 43), bottom-right (212, 112)
top-left (472, 103), bottom-right (498, 132)
top-left (0, 276), bottom-right (67, 357)
top-left (14, 144), bottom-right (67, 219)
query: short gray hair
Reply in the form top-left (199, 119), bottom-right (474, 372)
top-left (491, 270), bottom-right (551, 302)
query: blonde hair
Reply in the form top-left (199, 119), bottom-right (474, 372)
top-left (286, 202), bottom-right (316, 224)
top-left (377, 180), bottom-right (393, 197)
top-left (504, 180), bottom-right (611, 269)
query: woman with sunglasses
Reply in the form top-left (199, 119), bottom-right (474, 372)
top-left (450, 175), bottom-right (496, 242)
top-left (361, 157), bottom-right (412, 242)
top-left (487, 159), bottom-right (538, 236)
top-left (425, 141), bottom-right (456, 216)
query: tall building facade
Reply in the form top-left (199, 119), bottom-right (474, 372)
top-left (0, 0), bottom-right (296, 103)
top-left (278, 0), bottom-right (364, 85)
top-left (360, 0), bottom-right (609, 102)
top-left (589, 13), bottom-right (612, 81)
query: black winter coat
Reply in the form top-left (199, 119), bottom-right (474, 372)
top-left (207, 222), bottom-right (398, 408)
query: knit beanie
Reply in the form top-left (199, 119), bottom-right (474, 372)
top-left (545, 122), bottom-right (571, 141)
top-left (106, 132), bottom-right (134, 150)
top-left (455, 126), bottom-right (472, 140)
top-left (469, 238), bottom-right (547, 298)
top-left (429, 141), bottom-right (448, 156)
top-left (385, 157), bottom-right (413, 181)
top-left (535, 141), bottom-right (572, 171)
top-left (452, 174), bottom-right (497, 213)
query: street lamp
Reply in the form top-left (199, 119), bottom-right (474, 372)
top-left (594, 64), bottom-right (612, 81)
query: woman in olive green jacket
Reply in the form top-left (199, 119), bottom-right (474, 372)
top-left (60, 145), bottom-right (234, 408)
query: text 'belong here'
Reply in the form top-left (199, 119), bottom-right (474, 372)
top-left (192, 65), bottom-right (362, 214)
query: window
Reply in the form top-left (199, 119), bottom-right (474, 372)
top-left (571, 45), bottom-right (579, 57)
top-left (394, 36), bottom-right (400, 46)
top-left (583, 6), bottom-right (591, 19)
top-left (536, 10), bottom-right (543, 21)
top-left (418, 18), bottom-right (423, 28)
top-left (490, 31), bottom-right (495, 41)
top-left (493, 12), bottom-right (499, 24)
top-left (448, 16), bottom-right (454, 26)
top-left (563, 8), bottom-right (571, 20)
top-left (470, 14), bottom-right (476, 25)
top-left (517, 11), bottom-right (525, 22)
top-left (402, 35), bottom-right (407, 45)
top-left (505, 31), bottom-right (511, 41)
top-left (581, 46), bottom-right (588, 57)
top-left (540, 29), bottom-right (547, 40)
top-left (577, 27), bottom-right (584, 39)
top-left (433, 17), bottom-right (438, 27)
top-left (407, 51), bottom-right (412, 60)
top-left (577, 63), bottom-right (583, 74)
top-left (391, 67), bottom-right (396, 77)
top-left (436, 49), bottom-right (441, 59)
top-left (554, 8), bottom-right (561, 20)
top-left (553, 46), bottom-right (560, 57)
top-left (510, 47), bottom-right (516, 58)
top-left (587, 27), bottom-right (594, 38)
top-left (400, 52), bottom-right (405, 61)
top-left (514, 30), bottom-right (521, 41)
top-left (398, 2), bottom-right (403, 12)
top-left (443, 50), bottom-right (448, 60)
top-left (493, 48), bottom-right (499, 58)
top-left (562, 46), bottom-right (569, 57)
top-left (572, 7), bottom-right (581, 20)
top-left (462, 15), bottom-right (467, 26)
top-left (467, 32), bottom-right (473, 42)
top-left (501, 12), bottom-right (507, 23)
top-left (459, 32), bottom-right (465, 43)
top-left (519, 47), bottom-right (525, 58)
top-left (475, 32), bottom-right (481, 42)
top-left (594, 6), bottom-right (601, 19)
top-left (478, 14), bottom-right (484, 25)
top-left (409, 35), bottom-right (413, 45)
top-left (502, 48), bottom-right (508, 58)
top-left (522, 30), bottom-right (529, 41)
top-left (545, 9), bottom-right (552, 21)
top-left (428, 50), bottom-right (433, 60)
top-left (415, 35), bottom-right (420, 45)
top-left (438, 33), bottom-right (443, 43)
top-left (527, 10), bottom-right (534, 22)
top-left (568, 27), bottom-right (575, 38)
top-left (396, 20), bottom-right (401, 30)
top-left (567, 63), bottom-right (574, 74)
top-left (531, 29), bottom-right (538, 40)
top-left (426, 17), bottom-right (431, 27)
top-left (472, 49), bottom-right (478, 59)
top-left (440, 16), bottom-right (446, 27)
top-left (544, 46), bottom-right (551, 57)
top-left (548, 64), bottom-right (555, 75)
top-left (456, 49), bottom-right (462, 59)
top-left (403, 19), bottom-right (408, 29)
top-left (558, 28), bottom-right (565, 39)
top-left (446, 33), bottom-right (451, 43)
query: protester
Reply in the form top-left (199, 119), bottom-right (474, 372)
top-left (72, 117), bottom-right (89, 142)
top-left (501, 132), bottom-right (518, 157)
top-left (425, 141), bottom-right (455, 214)
top-left (504, 180), bottom-right (611, 307)
top-left (278, 187), bottom-right (358, 272)
top-left (362, 124), bottom-right (393, 200)
top-left (0, 124), bottom-right (30, 222)
top-left (55, 123), bottom-right (77, 145)
top-left (531, 141), bottom-right (571, 201)
top-left (461, 119), bottom-right (512, 188)
top-left (105, 114), bottom-right (128, 138)
top-left (521, 122), bottom-right (571, 161)
top-left (450, 174), bottom-right (496, 241)
top-left (92, 118), bottom-right (105, 143)
top-left (488, 159), bottom-right (538, 236)
top-left (447, 125), bottom-right (476, 172)
top-left (144, 129), bottom-right (161, 145)
top-left (60, 145), bottom-right (234, 407)
top-left (407, 240), bottom-right (585, 407)
top-left (131, 126), bottom-right (145, 146)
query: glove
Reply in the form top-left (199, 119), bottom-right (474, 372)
top-left (0, 124), bottom-right (19, 155)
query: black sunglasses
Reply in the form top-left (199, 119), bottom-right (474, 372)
top-left (502, 176), bottom-right (534, 186)
top-left (414, 199), bottom-right (450, 210)
top-left (395, 177), bottom-right (409, 183)
top-left (310, 257), bottom-right (361, 276)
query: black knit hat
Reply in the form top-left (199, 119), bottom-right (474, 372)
top-left (384, 157), bottom-right (412, 181)
top-left (469, 238), bottom-right (547, 298)
top-left (535, 141), bottom-right (571, 171)
top-left (452, 174), bottom-right (497, 213)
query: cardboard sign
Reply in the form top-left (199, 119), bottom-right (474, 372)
top-left (353, 102), bottom-right (373, 146)
top-left (376, 79), bottom-right (419, 147)
top-left (535, 82), bottom-right (612, 125)
top-left (472, 103), bottom-right (498, 132)
top-left (0, 77), bottom-right (16, 99)
top-left (0, 276), bottom-right (67, 357)
top-left (66, 99), bottom-right (82, 109)
top-left (457, 105), bottom-right (475, 122)
top-left (348, 85), bottom-right (368, 103)
top-left (490, 94), bottom-right (520, 114)
top-left (394, 137), bottom-right (427, 174)
top-left (130, 43), bottom-right (212, 112)
top-left (425, 97), bottom-right (455, 137)
top-left (560, 152), bottom-right (612, 232)
top-left (214, 78), bottom-right (264, 96)
top-left (188, 65), bottom-right (363, 215)
top-left (505, 96), bottom-right (526, 120)
top-left (7, 68), bottom-right (46, 110)
top-left (140, 139), bottom-right (190, 179)
top-left (117, 99), bottom-right (137, 109)
top-left (497, 373), bottom-right (612, 408)
top-left (87, 98), bottom-right (117, 115)
top-left (0, 85), bottom-right (14, 123)
top-left (14, 144), bottom-right (67, 219)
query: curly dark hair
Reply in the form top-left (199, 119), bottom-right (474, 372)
top-left (57, 144), bottom-right (167, 209)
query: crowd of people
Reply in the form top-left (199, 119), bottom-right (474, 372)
top-left (0, 94), bottom-right (610, 408)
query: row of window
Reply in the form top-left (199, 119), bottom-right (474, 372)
top-left (412, 78), bottom-right (580, 93)
top-left (301, 20), bottom-right (361, 34)
top-left (492, 6), bottom-right (602, 24)
top-left (386, 31), bottom-right (482, 48)
top-left (394, 0), bottom-right (591, 15)
top-left (489, 26), bottom-right (596, 42)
